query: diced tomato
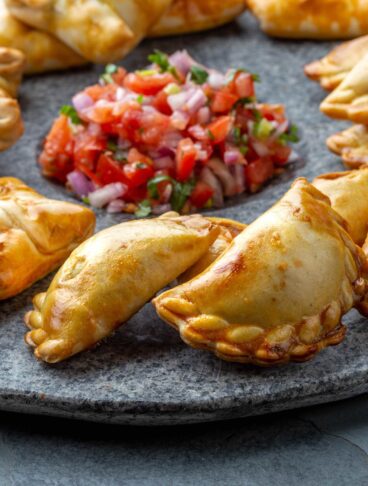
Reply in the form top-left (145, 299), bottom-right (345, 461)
top-left (85, 102), bottom-right (116, 124)
top-left (74, 131), bottom-right (107, 170)
top-left (258, 104), bottom-right (286, 124)
top-left (245, 156), bottom-right (274, 192)
top-left (96, 153), bottom-right (127, 185)
top-left (190, 181), bottom-right (214, 208)
top-left (211, 91), bottom-right (238, 114)
top-left (234, 72), bottom-right (255, 98)
top-left (271, 143), bottom-right (292, 166)
top-left (111, 67), bottom-right (127, 86)
top-left (176, 138), bottom-right (197, 182)
top-left (207, 116), bottom-right (232, 144)
top-left (123, 72), bottom-right (176, 96)
top-left (127, 148), bottom-right (153, 166)
top-left (38, 115), bottom-right (74, 182)
top-left (153, 90), bottom-right (172, 115)
top-left (85, 83), bottom-right (117, 102)
top-left (123, 162), bottom-right (154, 187)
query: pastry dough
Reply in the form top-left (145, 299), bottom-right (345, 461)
top-left (6, 0), bottom-right (172, 63)
top-left (179, 217), bottom-right (246, 283)
top-left (247, 0), bottom-right (368, 39)
top-left (327, 124), bottom-right (368, 169)
top-left (0, 47), bottom-right (25, 151)
top-left (0, 177), bottom-right (95, 300)
top-left (150, 0), bottom-right (246, 36)
top-left (305, 36), bottom-right (368, 91)
top-left (313, 169), bottom-right (368, 246)
top-left (154, 179), bottom-right (368, 366)
top-left (25, 214), bottom-right (220, 363)
top-left (320, 53), bottom-right (368, 123)
top-left (0, 0), bottom-right (86, 74)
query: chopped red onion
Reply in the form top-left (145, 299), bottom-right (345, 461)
top-left (269, 120), bottom-right (289, 141)
top-left (87, 122), bottom-right (103, 137)
top-left (67, 170), bottom-right (94, 197)
top-left (72, 92), bottom-right (94, 112)
top-left (161, 184), bottom-right (173, 204)
top-left (153, 156), bottom-right (174, 170)
top-left (197, 106), bottom-right (211, 125)
top-left (231, 164), bottom-right (246, 194)
top-left (170, 110), bottom-right (190, 130)
top-left (208, 71), bottom-right (225, 90)
top-left (169, 50), bottom-right (195, 76)
top-left (186, 89), bottom-right (207, 114)
top-left (224, 148), bottom-right (241, 165)
top-left (118, 137), bottom-right (131, 149)
top-left (188, 124), bottom-right (206, 140)
top-left (207, 158), bottom-right (237, 197)
top-left (167, 92), bottom-right (189, 112)
top-left (252, 141), bottom-right (270, 157)
top-left (88, 182), bottom-right (127, 208)
top-left (115, 87), bottom-right (126, 101)
top-left (200, 167), bottom-right (224, 208)
top-left (107, 199), bottom-right (126, 213)
top-left (152, 204), bottom-right (172, 215)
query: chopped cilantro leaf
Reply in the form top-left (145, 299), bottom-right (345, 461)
top-left (105, 64), bottom-right (118, 74)
top-left (136, 94), bottom-right (144, 104)
top-left (190, 66), bottom-right (209, 85)
top-left (239, 145), bottom-right (248, 155)
top-left (207, 130), bottom-right (215, 141)
top-left (233, 126), bottom-right (242, 143)
top-left (170, 180), bottom-right (195, 212)
top-left (147, 175), bottom-right (172, 199)
top-left (135, 200), bottom-right (152, 218)
top-left (252, 73), bottom-right (261, 82)
top-left (100, 64), bottom-right (118, 85)
top-left (60, 105), bottom-right (82, 125)
top-left (81, 196), bottom-right (90, 204)
top-left (252, 109), bottom-right (262, 122)
top-left (279, 124), bottom-right (300, 144)
top-left (148, 50), bottom-right (170, 72)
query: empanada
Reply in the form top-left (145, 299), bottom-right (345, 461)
top-left (305, 35), bottom-right (368, 91)
top-left (0, 177), bottom-right (95, 300)
top-left (327, 124), bottom-right (368, 169)
top-left (320, 53), bottom-right (368, 123)
top-left (25, 214), bottom-right (220, 363)
top-left (149, 0), bottom-right (246, 36)
top-left (313, 169), bottom-right (368, 246)
top-left (6, 0), bottom-right (172, 63)
top-left (248, 0), bottom-right (368, 40)
top-left (154, 179), bottom-right (368, 366)
top-left (0, 47), bottom-right (25, 151)
top-left (0, 0), bottom-right (86, 74)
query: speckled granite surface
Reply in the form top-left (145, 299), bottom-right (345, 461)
top-left (0, 12), bottom-right (367, 425)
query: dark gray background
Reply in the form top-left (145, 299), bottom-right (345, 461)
top-left (0, 11), bottom-right (367, 428)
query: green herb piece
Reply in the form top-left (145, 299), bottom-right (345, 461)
top-left (147, 174), bottom-right (172, 199)
top-left (170, 180), bottom-right (195, 212)
top-left (190, 66), bottom-right (209, 85)
top-left (81, 196), bottom-right (90, 204)
top-left (148, 50), bottom-right (170, 72)
top-left (233, 126), bottom-right (242, 143)
top-left (138, 127), bottom-right (145, 135)
top-left (251, 73), bottom-right (261, 82)
top-left (253, 118), bottom-right (274, 139)
top-left (135, 199), bottom-right (152, 218)
top-left (136, 94), bottom-right (144, 104)
top-left (107, 140), bottom-right (118, 152)
top-left (164, 83), bottom-right (181, 95)
top-left (279, 124), bottom-right (300, 144)
top-left (207, 130), bottom-right (215, 141)
top-left (60, 105), bottom-right (82, 125)
top-left (239, 145), bottom-right (248, 155)
top-left (252, 109), bottom-right (262, 123)
top-left (100, 64), bottom-right (118, 84)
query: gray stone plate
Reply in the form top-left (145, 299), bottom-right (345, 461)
top-left (0, 13), bottom-right (367, 426)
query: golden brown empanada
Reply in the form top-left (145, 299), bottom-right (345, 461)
top-left (178, 217), bottom-right (246, 283)
top-left (154, 179), bottom-right (368, 366)
top-left (25, 214), bottom-right (220, 363)
top-left (149, 0), bottom-right (246, 36)
top-left (6, 0), bottom-right (172, 64)
top-left (313, 169), bottom-right (368, 246)
top-left (327, 124), bottom-right (368, 169)
top-left (248, 0), bottom-right (368, 40)
top-left (0, 177), bottom-right (95, 300)
top-left (320, 53), bottom-right (368, 123)
top-left (0, 47), bottom-right (25, 151)
top-left (0, 0), bottom-right (86, 74)
top-left (305, 36), bottom-right (368, 91)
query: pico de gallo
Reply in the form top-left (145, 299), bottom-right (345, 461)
top-left (39, 50), bottom-right (299, 216)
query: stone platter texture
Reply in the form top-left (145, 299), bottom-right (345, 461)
top-left (0, 13), bottom-right (367, 426)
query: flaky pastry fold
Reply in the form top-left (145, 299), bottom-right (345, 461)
top-left (313, 169), bottom-right (368, 246)
top-left (305, 35), bottom-right (368, 91)
top-left (327, 124), bottom-right (368, 169)
top-left (0, 177), bottom-right (95, 300)
top-left (248, 0), bottom-right (368, 39)
top-left (154, 179), bottom-right (368, 366)
top-left (24, 214), bottom-right (220, 363)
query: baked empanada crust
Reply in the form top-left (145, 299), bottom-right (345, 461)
top-left (25, 214), bottom-right (220, 363)
top-left (248, 0), bottom-right (368, 39)
top-left (150, 0), bottom-right (246, 36)
top-left (0, 177), bottom-right (95, 300)
top-left (305, 35), bottom-right (368, 91)
top-left (154, 179), bottom-right (368, 366)
top-left (327, 124), bottom-right (368, 169)
top-left (313, 169), bottom-right (368, 246)
top-left (6, 0), bottom-right (172, 63)
top-left (320, 53), bottom-right (368, 123)
top-left (0, 0), bottom-right (86, 74)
